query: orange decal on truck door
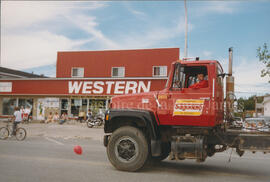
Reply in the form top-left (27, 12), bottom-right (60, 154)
top-left (173, 99), bottom-right (205, 116)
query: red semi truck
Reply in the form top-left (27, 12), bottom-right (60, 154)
top-left (103, 48), bottom-right (270, 172)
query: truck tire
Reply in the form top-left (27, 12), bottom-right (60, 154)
top-left (107, 126), bottom-right (149, 172)
top-left (151, 142), bottom-right (170, 162)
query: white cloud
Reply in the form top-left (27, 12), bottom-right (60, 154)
top-left (130, 9), bottom-right (146, 17)
top-left (203, 2), bottom-right (237, 14)
top-left (116, 16), bottom-right (191, 50)
top-left (192, 1), bottom-right (239, 16)
top-left (218, 56), bottom-right (269, 97)
top-left (1, 1), bottom-right (191, 71)
top-left (126, 6), bottom-right (146, 17)
top-left (2, 31), bottom-right (92, 69)
top-left (63, 14), bottom-right (120, 49)
top-left (202, 51), bottom-right (213, 57)
top-left (1, 1), bottom-right (107, 69)
top-left (233, 57), bottom-right (270, 95)
top-left (1, 1), bottom-right (106, 29)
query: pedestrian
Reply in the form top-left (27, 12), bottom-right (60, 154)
top-left (20, 106), bottom-right (25, 119)
top-left (12, 107), bottom-right (22, 135)
top-left (87, 109), bottom-right (93, 120)
top-left (59, 112), bottom-right (68, 125)
top-left (45, 112), bottom-right (53, 123)
top-left (24, 106), bottom-right (31, 122)
top-left (53, 112), bottom-right (60, 122)
top-left (78, 109), bottom-right (85, 123)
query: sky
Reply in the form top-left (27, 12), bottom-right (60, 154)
top-left (1, 1), bottom-right (270, 98)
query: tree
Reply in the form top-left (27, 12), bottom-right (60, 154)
top-left (257, 43), bottom-right (270, 83)
top-left (237, 95), bottom-right (256, 111)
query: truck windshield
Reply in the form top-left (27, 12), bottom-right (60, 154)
top-left (165, 68), bottom-right (171, 88)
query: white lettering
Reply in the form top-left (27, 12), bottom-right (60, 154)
top-left (69, 81), bottom-right (83, 94)
top-left (114, 81), bottom-right (125, 94)
top-left (68, 81), bottom-right (152, 95)
top-left (138, 81), bottom-right (151, 93)
top-left (93, 81), bottom-right (104, 94)
top-left (82, 81), bottom-right (93, 94)
top-left (125, 81), bottom-right (138, 94)
top-left (106, 81), bottom-right (115, 94)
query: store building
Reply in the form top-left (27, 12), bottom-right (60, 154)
top-left (0, 48), bottom-right (179, 120)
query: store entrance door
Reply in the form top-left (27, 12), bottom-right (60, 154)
top-left (60, 99), bottom-right (69, 115)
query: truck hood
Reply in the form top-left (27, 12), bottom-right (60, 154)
top-left (111, 91), bottom-right (159, 111)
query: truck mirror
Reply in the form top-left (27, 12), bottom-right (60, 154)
top-left (218, 73), bottom-right (226, 78)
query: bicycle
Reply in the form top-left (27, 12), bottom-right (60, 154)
top-left (0, 120), bottom-right (27, 141)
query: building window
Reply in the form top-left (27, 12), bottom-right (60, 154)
top-left (153, 66), bottom-right (167, 77)
top-left (71, 99), bottom-right (87, 117)
top-left (112, 67), bottom-right (125, 77)
top-left (2, 98), bottom-right (16, 115)
top-left (72, 68), bottom-right (84, 77)
top-left (89, 99), bottom-right (106, 114)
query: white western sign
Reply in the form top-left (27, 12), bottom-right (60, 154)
top-left (68, 81), bottom-right (151, 95)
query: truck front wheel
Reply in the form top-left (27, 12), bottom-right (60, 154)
top-left (107, 126), bottom-right (149, 172)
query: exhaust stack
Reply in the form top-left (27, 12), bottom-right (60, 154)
top-left (228, 47), bottom-right (233, 76)
top-left (226, 47), bottom-right (235, 122)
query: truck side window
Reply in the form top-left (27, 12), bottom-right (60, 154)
top-left (172, 65), bottom-right (208, 89)
top-left (185, 66), bottom-right (208, 88)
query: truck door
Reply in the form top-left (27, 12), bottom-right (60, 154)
top-left (157, 63), bottom-right (212, 127)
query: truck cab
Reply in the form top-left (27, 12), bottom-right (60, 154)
top-left (107, 60), bottom-right (224, 128)
top-left (156, 60), bottom-right (224, 127)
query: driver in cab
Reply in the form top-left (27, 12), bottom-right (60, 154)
top-left (189, 73), bottom-right (208, 89)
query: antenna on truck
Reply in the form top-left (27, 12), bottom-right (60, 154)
top-left (184, 0), bottom-right (188, 59)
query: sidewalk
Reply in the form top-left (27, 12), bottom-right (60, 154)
top-left (0, 122), bottom-right (104, 141)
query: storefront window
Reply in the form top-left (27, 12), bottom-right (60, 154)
top-left (89, 99), bottom-right (106, 114)
top-left (2, 98), bottom-right (16, 115)
top-left (71, 99), bottom-right (80, 116)
top-left (82, 99), bottom-right (87, 112)
top-left (18, 98), bottom-right (33, 110)
top-left (71, 99), bottom-right (87, 117)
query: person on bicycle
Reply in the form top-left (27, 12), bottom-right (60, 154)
top-left (12, 107), bottom-right (22, 135)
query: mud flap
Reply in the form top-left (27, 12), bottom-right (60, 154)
top-left (151, 140), bottom-right (162, 156)
top-left (103, 135), bottom-right (110, 147)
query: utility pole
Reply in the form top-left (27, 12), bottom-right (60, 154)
top-left (184, 0), bottom-right (188, 58)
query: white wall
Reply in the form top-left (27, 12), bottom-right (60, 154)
top-left (263, 96), bottom-right (270, 117)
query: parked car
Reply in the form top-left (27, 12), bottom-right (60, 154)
top-left (232, 117), bottom-right (244, 128)
top-left (243, 118), bottom-right (269, 132)
top-left (260, 116), bottom-right (270, 128)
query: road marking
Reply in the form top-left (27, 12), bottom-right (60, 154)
top-left (0, 154), bottom-right (108, 166)
top-left (44, 136), bottom-right (64, 145)
top-left (216, 153), bottom-right (270, 161)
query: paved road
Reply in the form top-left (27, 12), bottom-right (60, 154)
top-left (0, 124), bottom-right (270, 182)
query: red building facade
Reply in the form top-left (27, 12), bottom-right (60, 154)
top-left (0, 48), bottom-right (179, 120)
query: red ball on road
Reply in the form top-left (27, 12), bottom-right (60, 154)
top-left (74, 145), bottom-right (82, 155)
